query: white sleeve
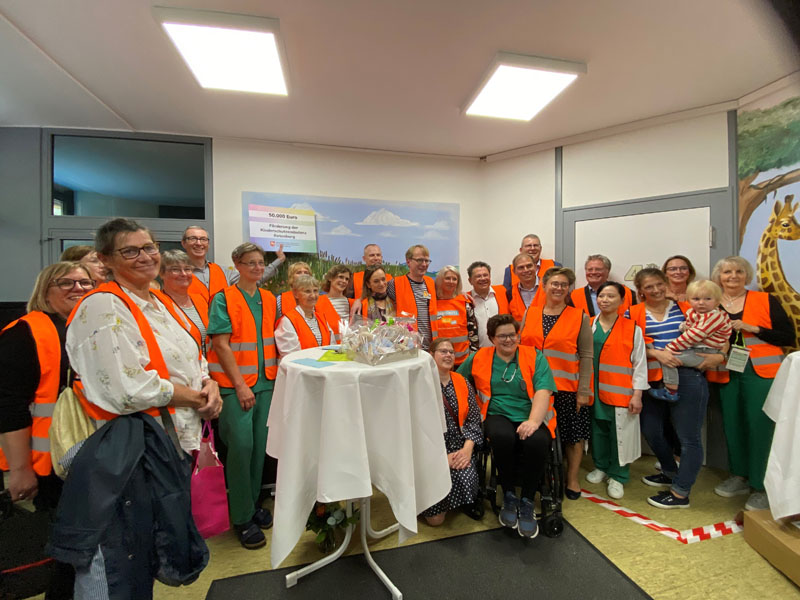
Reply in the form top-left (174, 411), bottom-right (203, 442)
top-left (631, 325), bottom-right (650, 390)
top-left (66, 293), bottom-right (174, 414)
top-left (275, 315), bottom-right (301, 356)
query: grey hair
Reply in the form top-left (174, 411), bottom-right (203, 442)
top-left (160, 249), bottom-right (191, 273)
top-left (292, 274), bottom-right (320, 291)
top-left (711, 256), bottom-right (754, 286)
top-left (585, 254), bottom-right (611, 270)
top-left (95, 218), bottom-right (153, 255)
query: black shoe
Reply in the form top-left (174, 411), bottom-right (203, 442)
top-left (565, 488), bottom-right (582, 500)
top-left (236, 521), bottom-right (266, 549)
top-left (460, 499), bottom-right (485, 521)
top-left (253, 507), bottom-right (273, 529)
top-left (642, 473), bottom-right (673, 487)
top-left (647, 490), bottom-right (690, 509)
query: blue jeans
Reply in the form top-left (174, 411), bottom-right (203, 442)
top-left (641, 367), bottom-right (708, 497)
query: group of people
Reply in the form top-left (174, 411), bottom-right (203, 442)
top-left (0, 222), bottom-right (795, 596)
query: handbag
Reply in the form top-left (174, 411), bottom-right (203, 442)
top-left (190, 421), bottom-right (230, 539)
top-left (49, 371), bottom-right (97, 479)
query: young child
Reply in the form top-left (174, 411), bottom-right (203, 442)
top-left (651, 280), bottom-right (732, 402)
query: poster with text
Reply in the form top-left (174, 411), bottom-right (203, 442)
top-left (246, 204), bottom-right (317, 253)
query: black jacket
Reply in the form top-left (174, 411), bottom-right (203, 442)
top-left (49, 412), bottom-right (208, 599)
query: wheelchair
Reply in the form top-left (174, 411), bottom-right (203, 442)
top-left (479, 425), bottom-right (565, 538)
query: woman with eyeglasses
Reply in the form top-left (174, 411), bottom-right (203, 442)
top-left (421, 338), bottom-right (483, 526)
top-left (458, 314), bottom-right (557, 539)
top-left (662, 255), bottom-right (696, 304)
top-left (519, 267), bottom-right (593, 501)
top-left (62, 218), bottom-right (220, 593)
top-left (0, 261), bottom-right (94, 598)
top-left (275, 274), bottom-right (335, 355)
top-left (434, 266), bottom-right (479, 366)
top-left (206, 242), bottom-right (279, 550)
top-left (160, 249), bottom-right (209, 354)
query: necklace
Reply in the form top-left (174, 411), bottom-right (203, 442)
top-left (722, 292), bottom-right (746, 308)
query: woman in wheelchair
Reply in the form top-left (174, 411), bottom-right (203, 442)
top-left (420, 338), bottom-right (484, 526)
top-left (457, 314), bottom-right (557, 538)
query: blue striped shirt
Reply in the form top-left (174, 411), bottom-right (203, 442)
top-left (643, 302), bottom-right (685, 349)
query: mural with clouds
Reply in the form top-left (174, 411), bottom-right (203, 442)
top-left (242, 191), bottom-right (459, 274)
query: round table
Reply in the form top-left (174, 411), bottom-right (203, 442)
top-left (266, 346), bottom-right (451, 598)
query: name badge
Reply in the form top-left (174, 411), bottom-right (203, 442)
top-left (422, 291), bottom-right (431, 299)
top-left (726, 346), bottom-right (750, 373)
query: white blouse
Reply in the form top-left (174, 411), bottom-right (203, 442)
top-left (66, 286), bottom-right (208, 453)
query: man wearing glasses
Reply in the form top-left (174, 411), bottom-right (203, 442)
top-left (182, 226), bottom-right (285, 302)
top-left (386, 245), bottom-right (438, 349)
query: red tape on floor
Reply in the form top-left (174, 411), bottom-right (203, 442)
top-left (579, 489), bottom-right (743, 544)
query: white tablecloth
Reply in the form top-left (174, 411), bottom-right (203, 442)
top-left (266, 347), bottom-right (451, 568)
top-left (763, 351), bottom-right (800, 520)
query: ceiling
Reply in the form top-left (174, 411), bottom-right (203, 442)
top-left (0, 0), bottom-right (798, 158)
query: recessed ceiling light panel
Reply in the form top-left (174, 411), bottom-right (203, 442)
top-left (154, 7), bottom-right (289, 95)
top-left (465, 52), bottom-right (586, 121)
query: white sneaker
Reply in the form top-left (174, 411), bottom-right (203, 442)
top-left (745, 492), bottom-right (769, 511)
top-left (607, 479), bottom-right (624, 499)
top-left (586, 469), bottom-right (608, 484)
top-left (654, 460), bottom-right (661, 471)
top-left (714, 476), bottom-right (750, 498)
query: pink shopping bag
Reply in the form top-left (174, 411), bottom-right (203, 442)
top-left (191, 421), bottom-right (230, 539)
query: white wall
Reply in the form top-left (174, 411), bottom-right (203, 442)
top-left (562, 112), bottom-right (729, 208)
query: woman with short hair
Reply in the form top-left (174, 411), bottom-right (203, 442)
top-left (160, 249), bottom-right (209, 353)
top-left (434, 266), bottom-right (479, 366)
top-left (276, 261), bottom-right (312, 318)
top-left (275, 274), bottom-right (335, 355)
top-left (60, 244), bottom-right (108, 283)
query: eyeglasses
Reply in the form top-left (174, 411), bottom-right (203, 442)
top-left (666, 266), bottom-right (690, 272)
top-left (165, 266), bottom-right (194, 275)
top-left (50, 278), bottom-right (96, 291)
top-left (240, 261), bottom-right (266, 268)
top-left (114, 243), bottom-right (159, 259)
top-left (435, 348), bottom-right (455, 356)
top-left (183, 236), bottom-right (209, 243)
top-left (410, 258), bottom-right (431, 264)
top-left (495, 333), bottom-right (518, 341)
top-left (547, 281), bottom-right (570, 289)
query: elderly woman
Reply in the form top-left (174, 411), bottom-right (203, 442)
top-left (276, 261), bottom-right (312, 318)
top-left (60, 244), bottom-right (108, 283)
top-left (519, 267), bottom-right (592, 500)
top-left (662, 255), bottom-right (696, 304)
top-left (206, 242), bottom-right (279, 549)
top-left (275, 275), bottom-right (334, 354)
top-left (435, 266), bottom-right (479, 366)
top-left (458, 314), bottom-right (556, 539)
top-left (586, 282), bottom-right (648, 499)
top-left (318, 265), bottom-right (354, 341)
top-left (420, 338), bottom-right (483, 526)
top-left (63, 218), bottom-right (220, 594)
top-left (160, 249), bottom-right (209, 354)
top-left (626, 268), bottom-right (723, 509)
top-left (0, 261), bottom-right (94, 598)
top-left (709, 256), bottom-right (795, 511)
top-left (350, 265), bottom-right (395, 323)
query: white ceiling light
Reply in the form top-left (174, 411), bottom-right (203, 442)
top-left (153, 7), bottom-right (289, 95)
top-left (464, 52), bottom-right (586, 121)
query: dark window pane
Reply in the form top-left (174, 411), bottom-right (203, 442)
top-left (52, 136), bottom-right (205, 218)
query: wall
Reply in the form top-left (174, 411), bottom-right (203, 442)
top-left (562, 112), bottom-right (729, 207)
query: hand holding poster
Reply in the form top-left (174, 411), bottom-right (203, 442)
top-left (247, 204), bottom-right (318, 253)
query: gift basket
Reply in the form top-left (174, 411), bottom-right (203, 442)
top-left (340, 316), bottom-right (422, 366)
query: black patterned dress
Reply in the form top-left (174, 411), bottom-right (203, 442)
top-left (421, 378), bottom-right (484, 517)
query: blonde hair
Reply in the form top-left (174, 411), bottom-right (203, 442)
top-left (288, 261), bottom-right (312, 283)
top-left (28, 262), bottom-right (92, 313)
top-left (435, 266), bottom-right (462, 297)
top-left (686, 279), bottom-right (722, 301)
top-left (711, 256), bottom-right (754, 286)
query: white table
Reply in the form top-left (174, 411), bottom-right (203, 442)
top-left (266, 347), bottom-right (451, 598)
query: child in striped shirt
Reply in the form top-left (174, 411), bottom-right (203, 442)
top-left (651, 280), bottom-right (732, 402)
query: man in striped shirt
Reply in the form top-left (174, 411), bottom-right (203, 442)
top-left (651, 280), bottom-right (732, 401)
top-left (387, 245), bottom-right (436, 349)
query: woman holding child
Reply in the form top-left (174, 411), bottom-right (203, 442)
top-left (627, 268), bottom-right (724, 509)
top-left (709, 256), bottom-right (795, 512)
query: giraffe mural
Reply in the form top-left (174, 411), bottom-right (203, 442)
top-left (756, 195), bottom-right (800, 348)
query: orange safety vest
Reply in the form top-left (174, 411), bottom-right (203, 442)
top-left (449, 371), bottom-right (471, 427)
top-left (207, 286), bottom-right (278, 386)
top-left (280, 308), bottom-right (332, 349)
top-left (519, 305), bottom-right (586, 394)
top-left (317, 294), bottom-right (353, 342)
top-left (468, 346), bottom-right (557, 437)
top-left (393, 275), bottom-right (439, 336)
top-left (436, 295), bottom-right (471, 364)
top-left (706, 291), bottom-right (785, 384)
top-left (188, 262), bottom-right (228, 304)
top-left (184, 292), bottom-right (210, 351)
top-left (66, 282), bottom-right (187, 425)
top-left (627, 301), bottom-right (689, 382)
top-left (352, 270), bottom-right (392, 298)
top-left (279, 290), bottom-right (297, 319)
top-left (570, 285), bottom-right (634, 317)
top-left (591, 315), bottom-right (638, 407)
top-left (0, 312), bottom-right (61, 475)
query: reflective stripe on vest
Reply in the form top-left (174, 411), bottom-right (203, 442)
top-left (468, 346), bottom-right (557, 438)
top-left (188, 262), bottom-right (228, 304)
top-left (394, 275), bottom-right (438, 336)
top-left (519, 305), bottom-right (584, 393)
top-left (281, 308), bottom-right (332, 349)
top-left (436, 295), bottom-right (470, 363)
top-left (0, 311), bottom-right (60, 475)
top-left (592, 315), bottom-right (637, 408)
top-left (206, 286), bottom-right (278, 386)
top-left (66, 283), bottom-right (178, 423)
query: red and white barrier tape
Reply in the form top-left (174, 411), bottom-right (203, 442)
top-left (579, 489), bottom-right (743, 544)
